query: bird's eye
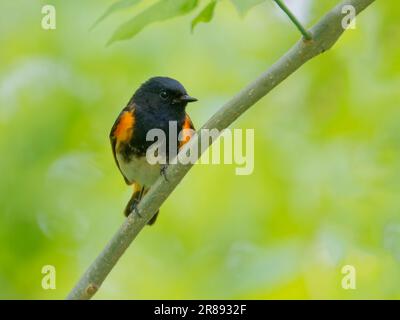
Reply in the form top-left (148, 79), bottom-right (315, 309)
top-left (160, 91), bottom-right (169, 100)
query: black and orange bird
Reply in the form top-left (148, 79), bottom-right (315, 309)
top-left (110, 77), bottom-right (197, 225)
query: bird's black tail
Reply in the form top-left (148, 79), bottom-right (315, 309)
top-left (124, 185), bottom-right (159, 225)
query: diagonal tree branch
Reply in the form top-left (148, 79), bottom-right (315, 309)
top-left (67, 0), bottom-right (376, 300)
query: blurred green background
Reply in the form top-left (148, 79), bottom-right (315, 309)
top-left (1, 0), bottom-right (399, 299)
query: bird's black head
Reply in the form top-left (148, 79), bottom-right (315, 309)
top-left (132, 77), bottom-right (197, 112)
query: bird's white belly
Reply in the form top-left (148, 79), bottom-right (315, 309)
top-left (116, 153), bottom-right (161, 187)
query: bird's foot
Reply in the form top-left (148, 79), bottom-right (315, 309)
top-left (129, 199), bottom-right (142, 218)
top-left (160, 164), bottom-right (169, 182)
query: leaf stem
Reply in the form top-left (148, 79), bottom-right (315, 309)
top-left (273, 0), bottom-right (312, 40)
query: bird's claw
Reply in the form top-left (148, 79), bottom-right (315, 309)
top-left (160, 165), bottom-right (169, 182)
top-left (134, 206), bottom-right (142, 218)
top-left (129, 199), bottom-right (142, 218)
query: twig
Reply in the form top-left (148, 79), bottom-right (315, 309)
top-left (273, 0), bottom-right (312, 40)
top-left (67, 0), bottom-right (376, 300)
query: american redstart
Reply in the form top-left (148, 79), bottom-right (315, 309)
top-left (110, 77), bottom-right (197, 225)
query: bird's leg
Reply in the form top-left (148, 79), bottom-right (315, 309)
top-left (129, 199), bottom-right (142, 218)
top-left (160, 164), bottom-right (169, 182)
top-left (126, 186), bottom-right (145, 218)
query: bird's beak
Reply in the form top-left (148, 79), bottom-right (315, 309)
top-left (179, 94), bottom-right (198, 103)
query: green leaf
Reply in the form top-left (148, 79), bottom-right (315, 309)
top-left (108, 0), bottom-right (199, 45)
top-left (91, 0), bottom-right (142, 30)
top-left (231, 0), bottom-right (265, 16)
top-left (191, 0), bottom-right (217, 32)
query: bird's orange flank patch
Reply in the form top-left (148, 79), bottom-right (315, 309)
top-left (179, 115), bottom-right (194, 149)
top-left (114, 111), bottom-right (135, 143)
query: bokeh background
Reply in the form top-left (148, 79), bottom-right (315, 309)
top-left (1, 0), bottom-right (399, 299)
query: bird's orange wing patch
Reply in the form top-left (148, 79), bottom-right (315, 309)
top-left (179, 114), bottom-right (195, 149)
top-left (114, 110), bottom-right (135, 143)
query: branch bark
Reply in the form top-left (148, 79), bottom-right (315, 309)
top-left (67, 0), bottom-right (376, 300)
